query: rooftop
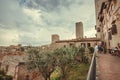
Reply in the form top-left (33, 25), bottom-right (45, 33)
top-left (56, 37), bottom-right (100, 43)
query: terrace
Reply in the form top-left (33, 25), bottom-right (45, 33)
top-left (87, 52), bottom-right (120, 80)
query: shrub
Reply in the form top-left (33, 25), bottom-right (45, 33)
top-left (0, 69), bottom-right (6, 75)
top-left (51, 77), bottom-right (60, 80)
top-left (5, 75), bottom-right (13, 80)
top-left (88, 47), bottom-right (94, 53)
top-left (0, 75), bottom-right (4, 80)
top-left (0, 69), bottom-right (13, 80)
top-left (79, 47), bottom-right (85, 53)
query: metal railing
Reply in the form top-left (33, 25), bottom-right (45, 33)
top-left (86, 52), bottom-right (96, 80)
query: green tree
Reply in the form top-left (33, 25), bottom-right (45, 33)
top-left (27, 49), bottom-right (56, 80)
top-left (53, 48), bottom-right (68, 80)
top-left (88, 47), bottom-right (94, 53)
top-left (78, 47), bottom-right (85, 62)
top-left (52, 46), bottom-right (78, 80)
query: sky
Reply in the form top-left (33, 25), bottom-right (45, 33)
top-left (0, 0), bottom-right (96, 46)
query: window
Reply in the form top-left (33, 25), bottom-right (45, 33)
top-left (111, 24), bottom-right (117, 35)
top-left (69, 43), bottom-right (75, 47)
top-left (81, 43), bottom-right (86, 48)
top-left (64, 45), bottom-right (66, 48)
top-left (97, 27), bottom-right (101, 32)
top-left (87, 43), bottom-right (91, 47)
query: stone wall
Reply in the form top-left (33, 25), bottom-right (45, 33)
top-left (95, 0), bottom-right (120, 49)
top-left (17, 62), bottom-right (44, 80)
top-left (50, 40), bottom-right (98, 49)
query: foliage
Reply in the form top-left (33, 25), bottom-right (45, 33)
top-left (27, 48), bottom-right (56, 80)
top-left (51, 63), bottom-right (89, 80)
top-left (51, 66), bottom-right (61, 80)
top-left (27, 46), bottom-right (89, 80)
top-left (52, 47), bottom-right (71, 80)
top-left (0, 69), bottom-right (13, 80)
top-left (0, 69), bottom-right (6, 75)
top-left (78, 47), bottom-right (85, 54)
top-left (88, 47), bottom-right (94, 53)
top-left (0, 75), bottom-right (4, 80)
top-left (51, 77), bottom-right (60, 80)
top-left (68, 63), bottom-right (89, 80)
top-left (77, 47), bottom-right (89, 63)
top-left (5, 75), bottom-right (13, 80)
top-left (52, 46), bottom-right (83, 80)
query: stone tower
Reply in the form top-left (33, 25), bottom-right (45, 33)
top-left (76, 22), bottom-right (83, 39)
top-left (51, 34), bottom-right (59, 43)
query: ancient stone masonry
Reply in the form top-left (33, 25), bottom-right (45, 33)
top-left (17, 62), bottom-right (43, 80)
top-left (95, 0), bottom-right (120, 49)
top-left (51, 34), bottom-right (60, 43)
top-left (0, 45), bottom-right (27, 80)
top-left (76, 22), bottom-right (84, 39)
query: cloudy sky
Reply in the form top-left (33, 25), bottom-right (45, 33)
top-left (0, 0), bottom-right (96, 46)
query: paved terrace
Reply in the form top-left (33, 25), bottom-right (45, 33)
top-left (97, 53), bottom-right (120, 80)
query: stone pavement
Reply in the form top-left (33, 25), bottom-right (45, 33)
top-left (97, 53), bottom-right (120, 80)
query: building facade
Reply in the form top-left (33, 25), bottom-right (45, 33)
top-left (95, 0), bottom-right (120, 49)
top-left (50, 21), bottom-right (100, 49)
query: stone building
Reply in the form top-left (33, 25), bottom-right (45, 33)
top-left (51, 34), bottom-right (60, 43)
top-left (76, 22), bottom-right (84, 39)
top-left (0, 55), bottom-right (25, 80)
top-left (50, 22), bottom-right (100, 49)
top-left (0, 53), bottom-right (43, 80)
top-left (95, 0), bottom-right (120, 50)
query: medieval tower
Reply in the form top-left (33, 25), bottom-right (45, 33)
top-left (51, 34), bottom-right (59, 43)
top-left (76, 22), bottom-right (84, 39)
